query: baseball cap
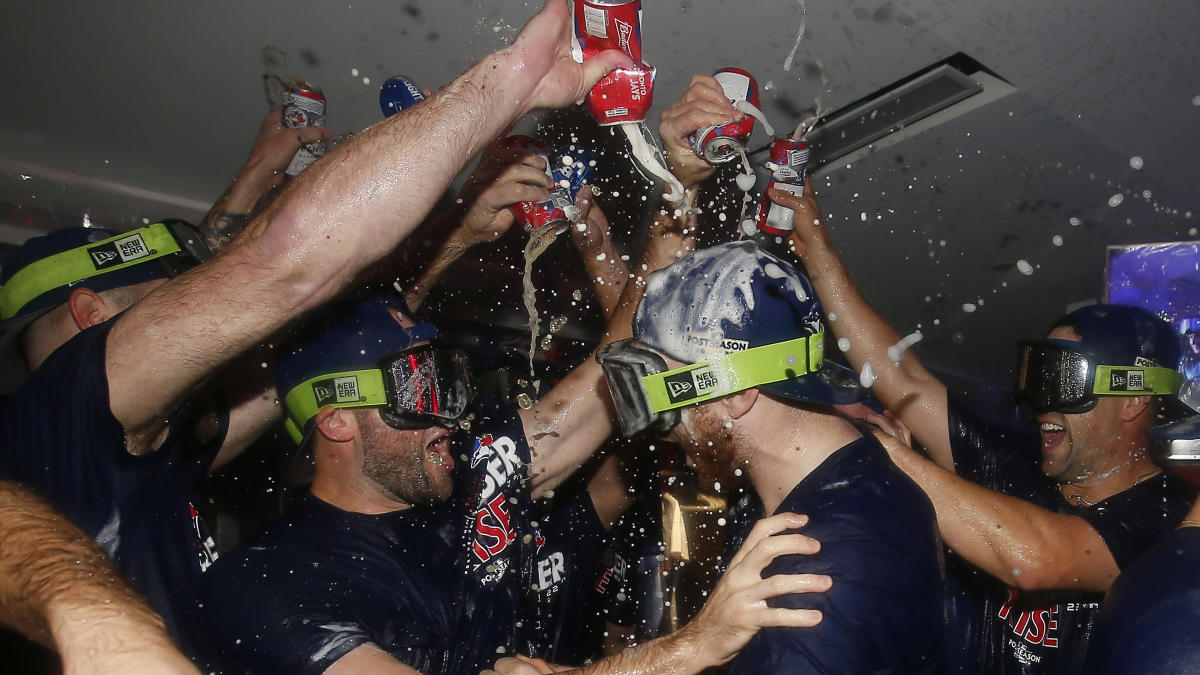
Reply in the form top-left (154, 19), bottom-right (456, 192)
top-left (0, 221), bottom-right (208, 360)
top-left (632, 240), bottom-right (865, 406)
top-left (275, 287), bottom-right (440, 446)
top-left (1050, 303), bottom-right (1181, 371)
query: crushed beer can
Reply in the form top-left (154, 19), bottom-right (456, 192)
top-left (690, 68), bottom-right (760, 164)
top-left (506, 137), bottom-right (597, 235)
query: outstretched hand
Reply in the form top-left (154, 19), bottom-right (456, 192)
top-left (677, 511), bottom-right (830, 666)
top-left (502, 0), bottom-right (634, 115)
top-left (659, 74), bottom-right (742, 190)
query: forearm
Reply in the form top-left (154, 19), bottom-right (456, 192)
top-left (0, 482), bottom-right (174, 653)
top-left (571, 222), bottom-right (628, 318)
top-left (884, 439), bottom-right (1117, 591)
top-left (570, 629), bottom-right (707, 675)
top-left (797, 225), bottom-right (953, 467)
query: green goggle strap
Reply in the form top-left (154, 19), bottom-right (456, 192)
top-left (642, 334), bottom-right (824, 414)
top-left (283, 369), bottom-right (389, 444)
top-left (1092, 364), bottom-right (1183, 397)
top-left (0, 223), bottom-right (184, 320)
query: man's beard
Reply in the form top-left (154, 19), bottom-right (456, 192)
top-left (682, 405), bottom-right (747, 494)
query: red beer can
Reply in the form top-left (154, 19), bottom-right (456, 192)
top-left (282, 82), bottom-right (326, 176)
top-left (755, 138), bottom-right (810, 236)
top-left (572, 0), bottom-right (655, 125)
top-left (505, 136), bottom-right (574, 235)
top-left (690, 68), bottom-right (760, 164)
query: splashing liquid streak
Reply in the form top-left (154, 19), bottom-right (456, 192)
top-left (620, 122), bottom-right (686, 203)
top-left (782, 0), bottom-right (830, 141)
top-left (523, 227), bottom-right (560, 377)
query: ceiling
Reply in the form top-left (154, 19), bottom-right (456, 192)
top-left (2, 0), bottom-right (1199, 388)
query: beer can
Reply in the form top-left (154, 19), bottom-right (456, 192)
top-left (282, 82), bottom-right (326, 176)
top-left (507, 138), bottom-right (596, 235)
top-left (379, 76), bottom-right (425, 118)
top-left (572, 0), bottom-right (642, 62)
top-left (689, 68), bottom-right (760, 164)
top-left (754, 138), bottom-right (810, 236)
top-left (572, 0), bottom-right (654, 125)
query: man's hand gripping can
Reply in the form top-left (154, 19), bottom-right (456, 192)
top-left (754, 138), bottom-right (810, 236)
top-left (690, 68), bottom-right (761, 164)
top-left (506, 137), bottom-right (597, 236)
top-left (572, 0), bottom-right (654, 125)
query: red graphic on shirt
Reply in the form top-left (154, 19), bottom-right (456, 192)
top-left (997, 588), bottom-right (1059, 647)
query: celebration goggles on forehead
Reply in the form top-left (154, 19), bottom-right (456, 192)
top-left (283, 344), bottom-right (476, 443)
top-left (1015, 340), bottom-right (1182, 414)
top-left (596, 333), bottom-right (826, 437)
top-left (0, 220), bottom-right (211, 321)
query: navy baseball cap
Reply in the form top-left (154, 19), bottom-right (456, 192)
top-left (633, 240), bottom-right (865, 406)
top-left (1, 227), bottom-right (170, 323)
top-left (276, 287), bottom-right (439, 446)
top-left (1050, 304), bottom-right (1181, 371)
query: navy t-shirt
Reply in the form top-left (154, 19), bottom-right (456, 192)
top-left (947, 394), bottom-right (1197, 674)
top-left (204, 398), bottom-right (535, 675)
top-left (1083, 526), bottom-right (1200, 673)
top-left (728, 436), bottom-right (946, 674)
top-left (528, 485), bottom-right (610, 664)
top-left (0, 318), bottom-right (226, 670)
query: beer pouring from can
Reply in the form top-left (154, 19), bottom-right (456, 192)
top-left (570, 0), bottom-right (686, 203)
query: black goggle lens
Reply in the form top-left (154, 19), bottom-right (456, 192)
top-left (1016, 342), bottom-right (1098, 414)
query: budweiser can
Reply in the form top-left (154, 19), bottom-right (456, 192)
top-left (379, 76), bottom-right (425, 118)
top-left (754, 138), bottom-right (810, 235)
top-left (690, 68), bottom-right (760, 164)
top-left (507, 137), bottom-right (596, 235)
top-left (282, 82), bottom-right (326, 176)
top-left (572, 0), bottom-right (655, 125)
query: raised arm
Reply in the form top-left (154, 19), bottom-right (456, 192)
top-left (104, 0), bottom-right (633, 448)
top-left (0, 481), bottom-right (199, 675)
top-left (199, 106), bottom-right (332, 252)
top-left (875, 432), bottom-right (1119, 591)
top-left (519, 198), bottom-right (696, 497)
top-left (568, 190), bottom-right (628, 318)
top-left (484, 513), bottom-right (830, 675)
top-left (392, 138), bottom-right (554, 311)
top-left (772, 184), bottom-right (955, 469)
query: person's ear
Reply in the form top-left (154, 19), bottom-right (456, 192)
top-left (66, 287), bottom-right (116, 330)
top-left (1120, 395), bottom-right (1152, 423)
top-left (315, 407), bottom-right (357, 443)
top-left (721, 388), bottom-right (760, 420)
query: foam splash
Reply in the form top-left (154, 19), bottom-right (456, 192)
top-left (620, 122), bottom-right (686, 203)
top-left (886, 331), bottom-right (923, 365)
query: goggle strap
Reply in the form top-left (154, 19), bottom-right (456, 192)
top-left (283, 368), bottom-right (389, 438)
top-left (1092, 364), bottom-right (1183, 397)
top-left (643, 335), bottom-right (823, 413)
top-left (0, 223), bottom-right (184, 319)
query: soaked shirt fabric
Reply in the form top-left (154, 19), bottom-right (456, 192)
top-left (1082, 525), bottom-right (1200, 673)
top-left (0, 319), bottom-right (227, 672)
top-left (204, 399), bottom-right (535, 675)
top-left (528, 485), bottom-right (609, 664)
top-left (728, 436), bottom-right (946, 674)
top-left (947, 393), bottom-right (1196, 674)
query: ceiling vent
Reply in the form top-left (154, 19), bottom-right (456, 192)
top-left (806, 53), bottom-right (1016, 174)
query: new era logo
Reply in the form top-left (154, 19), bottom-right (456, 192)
top-left (1109, 369), bottom-right (1145, 392)
top-left (87, 233), bottom-right (151, 270)
top-left (664, 367), bottom-right (720, 404)
top-left (313, 375), bottom-right (363, 406)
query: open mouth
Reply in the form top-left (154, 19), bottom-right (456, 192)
top-left (1040, 421), bottom-right (1066, 450)
top-left (425, 432), bottom-right (454, 470)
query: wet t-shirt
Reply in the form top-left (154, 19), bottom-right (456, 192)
top-left (527, 485), bottom-right (609, 665)
top-left (948, 394), bottom-right (1197, 674)
top-left (204, 398), bottom-right (535, 675)
top-left (203, 494), bottom-right (459, 674)
top-left (728, 436), bottom-right (946, 674)
top-left (1083, 526), bottom-right (1200, 673)
top-left (0, 319), bottom-right (226, 671)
